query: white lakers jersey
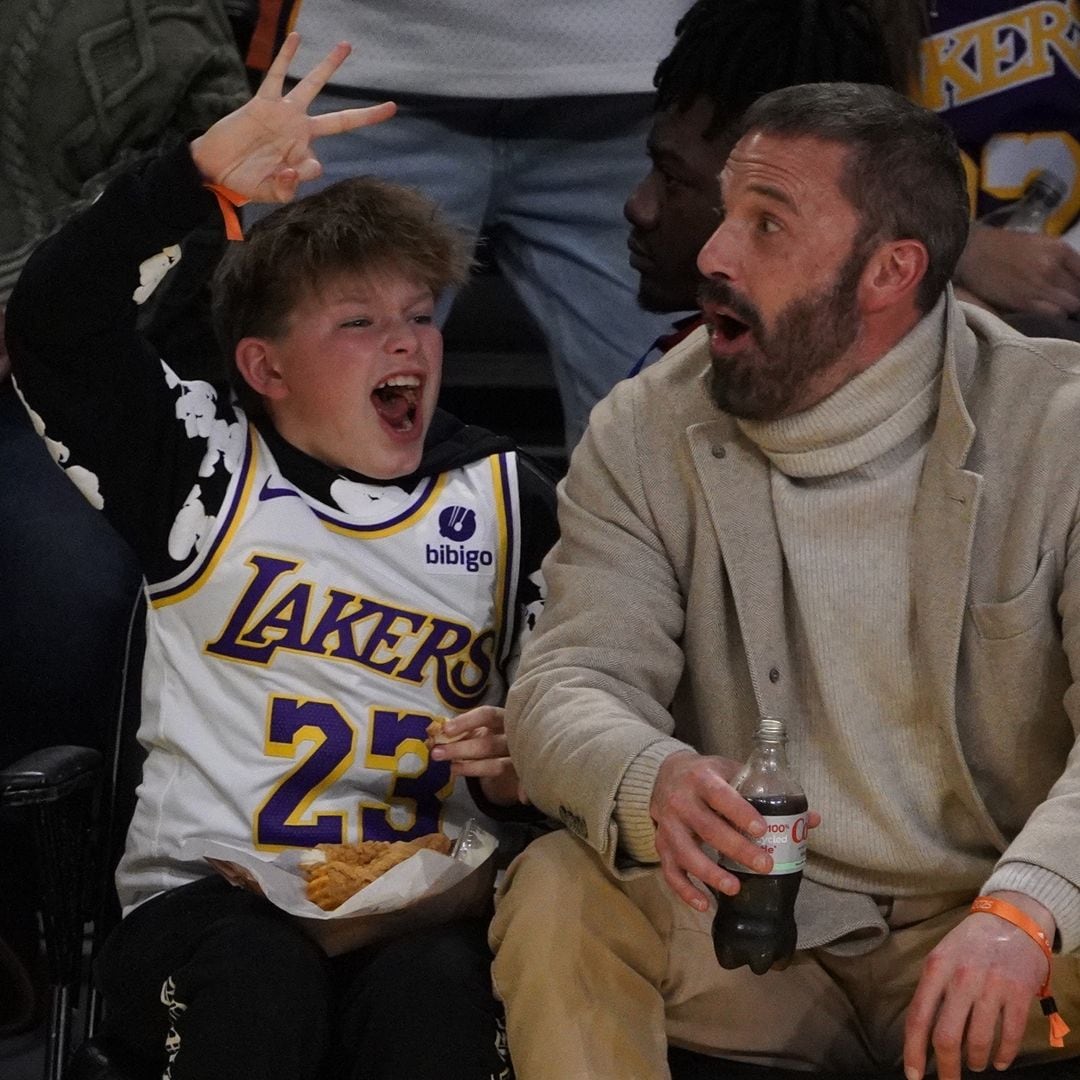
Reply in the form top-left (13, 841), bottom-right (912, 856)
top-left (117, 420), bottom-right (523, 913)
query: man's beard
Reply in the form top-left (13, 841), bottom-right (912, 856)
top-left (701, 246), bottom-right (867, 421)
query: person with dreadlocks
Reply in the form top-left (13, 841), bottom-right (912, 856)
top-left (624, 0), bottom-right (905, 373)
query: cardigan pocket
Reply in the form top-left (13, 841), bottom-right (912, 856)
top-left (959, 548), bottom-right (1070, 838)
top-left (968, 550), bottom-right (1057, 640)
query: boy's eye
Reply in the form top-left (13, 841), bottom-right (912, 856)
top-left (342, 318), bottom-right (372, 328)
top-left (411, 314), bottom-right (434, 325)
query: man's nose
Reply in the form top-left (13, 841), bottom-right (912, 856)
top-left (624, 171), bottom-right (660, 230)
top-left (697, 219), bottom-right (737, 281)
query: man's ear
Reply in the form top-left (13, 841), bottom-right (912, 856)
top-left (234, 338), bottom-right (288, 401)
top-left (859, 239), bottom-right (929, 314)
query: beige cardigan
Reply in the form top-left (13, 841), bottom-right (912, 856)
top-left (505, 292), bottom-right (1080, 953)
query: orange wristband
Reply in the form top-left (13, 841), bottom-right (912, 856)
top-left (971, 896), bottom-right (1070, 1048)
top-left (203, 183), bottom-right (249, 242)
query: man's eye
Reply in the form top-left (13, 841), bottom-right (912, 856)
top-left (411, 314), bottom-right (434, 325)
top-left (758, 217), bottom-right (781, 235)
top-left (343, 318), bottom-right (372, 328)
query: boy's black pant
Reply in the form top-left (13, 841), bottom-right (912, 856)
top-left (95, 876), bottom-right (511, 1079)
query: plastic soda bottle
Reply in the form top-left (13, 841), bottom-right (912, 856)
top-left (980, 170), bottom-right (1066, 234)
top-left (712, 716), bottom-right (808, 975)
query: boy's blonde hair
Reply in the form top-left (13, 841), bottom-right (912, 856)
top-left (211, 176), bottom-right (472, 417)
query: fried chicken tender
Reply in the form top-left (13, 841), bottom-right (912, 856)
top-left (310, 841), bottom-right (392, 868)
top-left (303, 833), bottom-right (452, 911)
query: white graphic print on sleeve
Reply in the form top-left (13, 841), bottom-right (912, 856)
top-left (160, 361), bottom-right (244, 561)
top-left (161, 362), bottom-right (245, 476)
top-left (168, 484), bottom-right (215, 563)
top-left (12, 380), bottom-right (104, 508)
top-left (132, 245), bottom-right (182, 305)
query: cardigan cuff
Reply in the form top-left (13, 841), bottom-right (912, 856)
top-left (613, 737), bottom-right (693, 863)
top-left (982, 862), bottom-right (1080, 955)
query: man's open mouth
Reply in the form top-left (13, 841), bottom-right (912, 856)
top-left (372, 376), bottom-right (420, 432)
top-left (716, 312), bottom-right (750, 342)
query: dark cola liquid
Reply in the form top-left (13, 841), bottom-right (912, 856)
top-left (712, 792), bottom-right (808, 975)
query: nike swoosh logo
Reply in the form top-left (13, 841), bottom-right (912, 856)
top-left (258, 477), bottom-right (299, 502)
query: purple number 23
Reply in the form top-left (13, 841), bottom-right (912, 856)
top-left (256, 697), bottom-right (451, 848)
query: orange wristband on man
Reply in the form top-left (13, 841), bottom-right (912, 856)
top-left (971, 896), bottom-right (1071, 1048)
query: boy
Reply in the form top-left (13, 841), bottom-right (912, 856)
top-left (6, 36), bottom-right (556, 1080)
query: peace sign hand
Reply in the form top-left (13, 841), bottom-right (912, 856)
top-left (189, 32), bottom-right (396, 204)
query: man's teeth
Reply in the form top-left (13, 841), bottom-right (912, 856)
top-left (376, 376), bottom-right (420, 390)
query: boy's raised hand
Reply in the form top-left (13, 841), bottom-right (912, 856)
top-left (189, 33), bottom-right (396, 204)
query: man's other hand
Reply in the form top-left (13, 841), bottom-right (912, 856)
top-left (903, 890), bottom-right (1055, 1080)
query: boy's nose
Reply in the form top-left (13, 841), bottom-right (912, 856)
top-left (385, 322), bottom-right (419, 353)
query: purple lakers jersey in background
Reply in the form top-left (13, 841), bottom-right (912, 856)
top-left (916, 0), bottom-right (1080, 236)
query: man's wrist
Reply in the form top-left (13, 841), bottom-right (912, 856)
top-left (983, 889), bottom-right (1057, 948)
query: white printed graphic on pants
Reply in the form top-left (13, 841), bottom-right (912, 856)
top-left (160, 975), bottom-right (188, 1078)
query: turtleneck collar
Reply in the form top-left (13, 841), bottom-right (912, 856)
top-left (737, 294), bottom-right (947, 479)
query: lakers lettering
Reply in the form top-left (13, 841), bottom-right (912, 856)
top-left (205, 553), bottom-right (494, 709)
top-left (919, 2), bottom-right (1080, 112)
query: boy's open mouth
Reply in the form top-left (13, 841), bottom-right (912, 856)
top-left (372, 376), bottom-right (420, 432)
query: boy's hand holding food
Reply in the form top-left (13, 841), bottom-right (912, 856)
top-left (427, 708), bottom-right (526, 807)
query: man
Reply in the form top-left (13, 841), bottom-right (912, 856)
top-left (491, 82), bottom-right (1080, 1080)
top-left (624, 0), bottom-right (904, 372)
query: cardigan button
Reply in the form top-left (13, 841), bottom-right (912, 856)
top-left (768, 667), bottom-right (781, 683)
top-left (711, 446), bottom-right (726, 459)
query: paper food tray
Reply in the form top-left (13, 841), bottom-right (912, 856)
top-left (180, 819), bottom-right (495, 918)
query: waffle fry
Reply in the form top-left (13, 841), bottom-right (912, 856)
top-left (425, 716), bottom-right (463, 745)
top-left (303, 833), bottom-right (452, 911)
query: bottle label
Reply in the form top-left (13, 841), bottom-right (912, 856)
top-left (720, 812), bottom-right (808, 875)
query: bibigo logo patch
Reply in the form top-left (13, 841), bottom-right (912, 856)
top-left (427, 505), bottom-right (495, 575)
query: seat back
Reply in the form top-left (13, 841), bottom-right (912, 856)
top-left (83, 593), bottom-right (148, 1040)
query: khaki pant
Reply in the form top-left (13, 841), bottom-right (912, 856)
top-left (489, 830), bottom-right (1080, 1080)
